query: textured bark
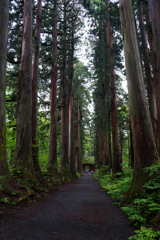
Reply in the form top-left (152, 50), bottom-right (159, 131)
top-left (101, 123), bottom-right (110, 166)
top-left (148, 0), bottom-right (160, 155)
top-left (100, 90), bottom-right (110, 167)
top-left (48, 0), bottom-right (58, 172)
top-left (32, 0), bottom-right (42, 176)
top-left (69, 94), bottom-right (75, 174)
top-left (137, 0), bottom-right (157, 141)
top-left (68, 17), bottom-right (75, 175)
top-left (0, 0), bottom-right (10, 177)
top-left (13, 0), bottom-right (35, 180)
top-left (60, 0), bottom-right (69, 168)
top-left (95, 132), bottom-right (100, 169)
top-left (119, 128), bottom-right (123, 165)
top-left (145, 3), bottom-right (159, 151)
top-left (129, 122), bottom-right (134, 169)
top-left (119, 0), bottom-right (158, 197)
top-left (105, 0), bottom-right (121, 174)
top-left (76, 102), bottom-right (82, 173)
top-left (97, 128), bottom-right (102, 168)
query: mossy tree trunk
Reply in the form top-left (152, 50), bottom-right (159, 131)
top-left (13, 0), bottom-right (36, 181)
top-left (48, 0), bottom-right (58, 173)
top-left (119, 0), bottom-right (159, 198)
top-left (0, 0), bottom-right (10, 179)
top-left (32, 0), bottom-right (42, 177)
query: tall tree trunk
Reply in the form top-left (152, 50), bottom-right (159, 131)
top-left (13, 0), bottom-right (35, 180)
top-left (101, 93), bottom-right (110, 167)
top-left (145, 2), bottom-right (159, 151)
top-left (48, 0), bottom-right (58, 172)
top-left (69, 92), bottom-right (75, 174)
top-left (68, 16), bottom-right (75, 176)
top-left (119, 127), bottom-right (123, 165)
top-left (147, 0), bottom-right (160, 155)
top-left (32, 0), bottom-right (42, 176)
top-left (105, 0), bottom-right (121, 174)
top-left (95, 132), bottom-right (100, 169)
top-left (60, 0), bottom-right (69, 169)
top-left (119, 0), bottom-right (158, 198)
top-left (0, 0), bottom-right (10, 178)
top-left (137, 0), bottom-right (157, 146)
top-left (129, 121), bottom-right (134, 169)
top-left (76, 102), bottom-right (82, 173)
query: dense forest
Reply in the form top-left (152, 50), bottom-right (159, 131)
top-left (1, 0), bottom-right (160, 237)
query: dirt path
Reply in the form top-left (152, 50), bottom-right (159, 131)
top-left (0, 173), bottom-right (135, 240)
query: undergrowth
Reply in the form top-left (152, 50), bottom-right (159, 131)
top-left (94, 164), bottom-right (160, 240)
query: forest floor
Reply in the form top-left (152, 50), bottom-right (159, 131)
top-left (0, 173), bottom-right (135, 240)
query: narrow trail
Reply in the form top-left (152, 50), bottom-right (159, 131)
top-left (0, 173), bottom-right (135, 240)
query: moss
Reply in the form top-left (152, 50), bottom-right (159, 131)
top-left (17, 195), bottom-right (28, 203)
top-left (17, 190), bottom-right (35, 203)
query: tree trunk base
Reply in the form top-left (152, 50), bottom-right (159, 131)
top-left (0, 176), bottom-right (20, 197)
top-left (126, 170), bottom-right (150, 202)
top-left (60, 166), bottom-right (77, 182)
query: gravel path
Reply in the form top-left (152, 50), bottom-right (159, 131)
top-left (0, 173), bottom-right (135, 240)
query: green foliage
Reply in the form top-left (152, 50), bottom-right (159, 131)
top-left (121, 205), bottom-right (146, 227)
top-left (82, 156), bottom-right (95, 165)
top-left (76, 172), bottom-right (83, 178)
top-left (129, 227), bottom-right (160, 240)
top-left (94, 164), bottom-right (160, 236)
top-left (11, 168), bottom-right (30, 187)
top-left (94, 166), bottom-right (110, 180)
top-left (0, 197), bottom-right (9, 204)
top-left (144, 161), bottom-right (160, 177)
top-left (94, 167), bottom-right (132, 206)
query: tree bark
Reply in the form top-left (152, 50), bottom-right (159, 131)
top-left (105, 0), bottom-right (121, 174)
top-left (95, 132), bottom-right (100, 169)
top-left (68, 14), bottom-right (75, 176)
top-left (137, 0), bottom-right (157, 142)
top-left (13, 0), bottom-right (35, 180)
top-left (60, 0), bottom-right (69, 169)
top-left (129, 121), bottom-right (134, 169)
top-left (148, 0), bottom-right (160, 155)
top-left (145, 2), bottom-right (159, 151)
top-left (0, 0), bottom-right (10, 178)
top-left (32, 0), bottom-right (42, 176)
top-left (48, 0), bottom-right (58, 172)
top-left (69, 93), bottom-right (75, 174)
top-left (119, 0), bottom-right (158, 198)
top-left (76, 102), bottom-right (82, 173)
